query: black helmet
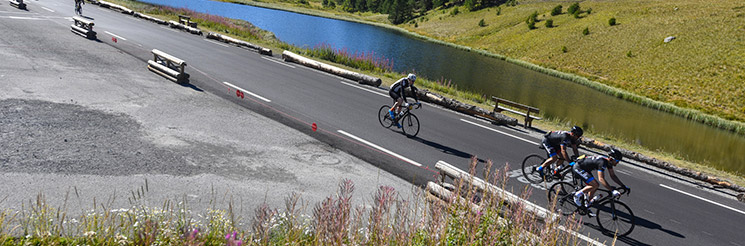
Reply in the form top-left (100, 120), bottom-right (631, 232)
top-left (570, 126), bottom-right (584, 137)
top-left (609, 148), bottom-right (623, 162)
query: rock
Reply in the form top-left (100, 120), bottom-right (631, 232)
top-left (738, 193), bottom-right (745, 203)
top-left (664, 36), bottom-right (676, 43)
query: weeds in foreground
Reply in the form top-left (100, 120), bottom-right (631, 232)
top-left (0, 158), bottom-right (590, 245)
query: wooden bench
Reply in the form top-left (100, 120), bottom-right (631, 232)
top-left (492, 96), bottom-right (541, 128)
top-left (178, 15), bottom-right (197, 28)
top-left (70, 16), bottom-right (97, 40)
top-left (147, 49), bottom-right (189, 83)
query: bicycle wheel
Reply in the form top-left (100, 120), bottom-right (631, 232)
top-left (378, 105), bottom-right (394, 128)
top-left (596, 200), bottom-right (636, 237)
top-left (401, 113), bottom-right (420, 137)
top-left (521, 154), bottom-right (546, 184)
top-left (548, 181), bottom-right (579, 216)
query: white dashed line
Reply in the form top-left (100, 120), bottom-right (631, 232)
top-left (222, 82), bottom-right (271, 102)
top-left (340, 81), bottom-right (387, 97)
top-left (104, 31), bottom-right (127, 41)
top-left (616, 169), bottom-right (632, 175)
top-left (204, 38), bottom-right (230, 48)
top-left (41, 7), bottom-right (55, 12)
top-left (261, 56), bottom-right (295, 68)
top-left (337, 130), bottom-right (422, 167)
top-left (459, 119), bottom-right (536, 145)
top-left (8, 16), bottom-right (43, 20)
top-left (660, 184), bottom-right (745, 216)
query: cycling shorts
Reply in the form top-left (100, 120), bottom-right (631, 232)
top-left (573, 164), bottom-right (595, 184)
top-left (389, 89), bottom-right (402, 103)
top-left (541, 138), bottom-right (559, 158)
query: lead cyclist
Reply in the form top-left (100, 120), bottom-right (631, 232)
top-left (389, 73), bottom-right (420, 128)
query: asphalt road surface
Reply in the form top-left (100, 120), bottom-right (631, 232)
top-left (2, 1), bottom-right (744, 245)
top-left (0, 0), bottom-right (415, 226)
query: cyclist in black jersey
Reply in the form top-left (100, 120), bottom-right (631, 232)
top-left (572, 148), bottom-right (630, 208)
top-left (536, 126), bottom-right (583, 178)
top-left (388, 73), bottom-right (420, 128)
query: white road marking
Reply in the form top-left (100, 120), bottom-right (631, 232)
top-left (104, 31), bottom-right (127, 41)
top-left (660, 184), bottom-right (745, 216)
top-left (643, 209), bottom-right (655, 215)
top-left (222, 82), bottom-right (271, 102)
top-left (459, 119), bottom-right (536, 145)
top-left (340, 81), bottom-right (387, 97)
top-left (337, 130), bottom-right (422, 167)
top-left (669, 219), bottom-right (681, 224)
top-left (41, 7), bottom-right (55, 12)
top-left (261, 56), bottom-right (295, 68)
top-left (8, 16), bottom-right (43, 20)
top-left (204, 38), bottom-right (230, 48)
top-left (731, 241), bottom-right (743, 246)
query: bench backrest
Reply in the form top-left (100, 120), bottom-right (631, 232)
top-left (72, 16), bottom-right (94, 29)
top-left (492, 96), bottom-right (539, 114)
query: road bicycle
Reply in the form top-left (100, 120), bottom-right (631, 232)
top-left (521, 148), bottom-right (575, 184)
top-left (378, 102), bottom-right (421, 137)
top-left (548, 184), bottom-right (635, 237)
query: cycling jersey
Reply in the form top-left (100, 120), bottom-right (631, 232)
top-left (389, 77), bottom-right (419, 102)
top-left (573, 155), bottom-right (614, 184)
top-left (541, 131), bottom-right (577, 157)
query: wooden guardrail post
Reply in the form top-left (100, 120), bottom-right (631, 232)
top-left (147, 49), bottom-right (189, 83)
top-left (70, 16), bottom-right (97, 40)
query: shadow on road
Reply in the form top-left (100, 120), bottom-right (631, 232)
top-left (581, 213), bottom-right (684, 246)
top-left (409, 136), bottom-right (486, 163)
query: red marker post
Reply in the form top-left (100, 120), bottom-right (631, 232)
top-left (112, 37), bottom-right (117, 43)
top-left (312, 123), bottom-right (317, 132)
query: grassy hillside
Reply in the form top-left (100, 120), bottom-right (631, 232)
top-left (222, 0), bottom-right (745, 126)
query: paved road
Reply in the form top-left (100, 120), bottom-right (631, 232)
top-left (0, 0), bottom-right (414, 224)
top-left (3, 1), bottom-right (745, 245)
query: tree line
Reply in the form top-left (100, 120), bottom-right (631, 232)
top-left (323, 0), bottom-right (514, 24)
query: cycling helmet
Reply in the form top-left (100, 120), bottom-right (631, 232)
top-left (570, 126), bottom-right (583, 137)
top-left (407, 73), bottom-right (417, 83)
top-left (609, 148), bottom-right (623, 162)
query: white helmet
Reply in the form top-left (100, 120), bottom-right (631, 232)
top-left (407, 73), bottom-right (417, 82)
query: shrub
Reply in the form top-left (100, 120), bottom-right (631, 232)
top-left (526, 11), bottom-right (538, 24)
top-left (527, 19), bottom-right (536, 29)
top-left (627, 50), bottom-right (633, 57)
top-left (609, 17), bottom-right (617, 26)
top-left (567, 2), bottom-right (580, 14)
top-left (551, 5), bottom-right (562, 16)
top-left (587, 7), bottom-right (592, 14)
top-left (573, 11), bottom-right (581, 18)
top-left (545, 19), bottom-right (553, 28)
top-left (478, 19), bottom-right (486, 27)
top-left (496, 7), bottom-right (501, 15)
top-left (561, 46), bottom-right (568, 53)
top-left (450, 7), bottom-right (459, 16)
top-left (582, 27), bottom-right (589, 35)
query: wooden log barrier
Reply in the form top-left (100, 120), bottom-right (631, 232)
top-left (281, 50), bottom-right (382, 87)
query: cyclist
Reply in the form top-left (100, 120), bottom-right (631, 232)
top-left (388, 73), bottom-right (420, 128)
top-left (75, 0), bottom-right (84, 15)
top-left (536, 126), bottom-right (583, 179)
top-left (572, 148), bottom-right (630, 210)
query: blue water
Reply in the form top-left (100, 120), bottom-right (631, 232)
top-left (139, 0), bottom-right (745, 174)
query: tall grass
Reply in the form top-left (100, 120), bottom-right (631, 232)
top-left (0, 159), bottom-right (589, 245)
top-left (304, 43), bottom-right (394, 73)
